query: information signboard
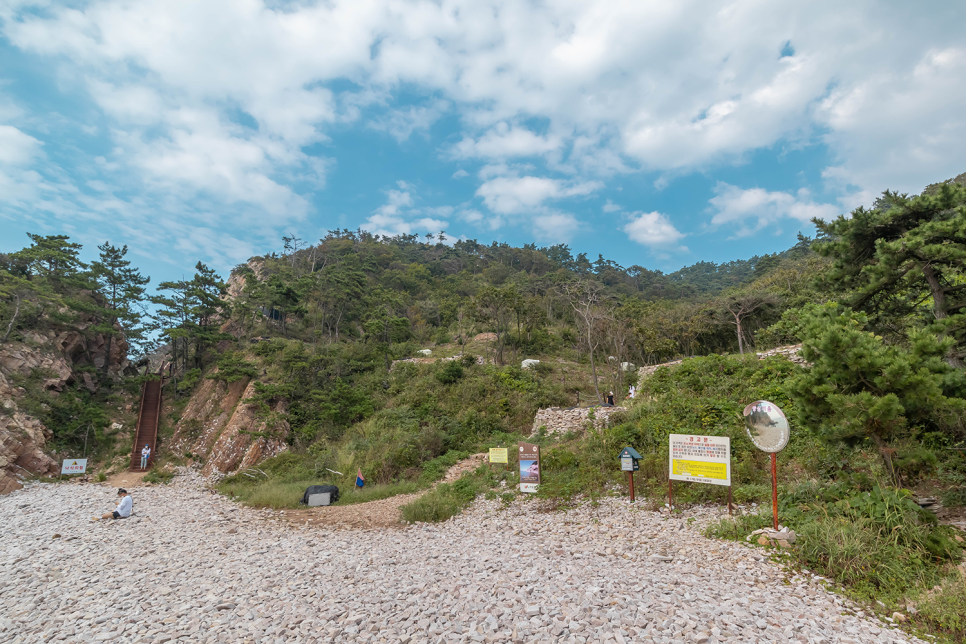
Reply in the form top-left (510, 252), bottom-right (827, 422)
top-left (668, 434), bottom-right (730, 486)
top-left (488, 448), bottom-right (508, 464)
top-left (518, 442), bottom-right (540, 493)
top-left (61, 459), bottom-right (88, 475)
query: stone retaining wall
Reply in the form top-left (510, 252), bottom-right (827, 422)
top-left (636, 344), bottom-right (807, 383)
top-left (530, 405), bottom-right (626, 436)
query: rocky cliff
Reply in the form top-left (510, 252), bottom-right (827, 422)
top-left (0, 371), bottom-right (58, 494)
top-left (0, 327), bottom-right (133, 494)
top-left (169, 371), bottom-right (288, 476)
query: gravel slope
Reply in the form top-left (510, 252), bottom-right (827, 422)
top-left (0, 473), bottom-right (926, 644)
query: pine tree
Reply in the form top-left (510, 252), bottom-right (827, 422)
top-left (814, 182), bottom-right (966, 368)
top-left (786, 304), bottom-right (964, 485)
top-left (90, 242), bottom-right (150, 376)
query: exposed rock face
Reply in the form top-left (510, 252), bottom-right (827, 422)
top-left (0, 325), bottom-right (132, 391)
top-left (225, 258), bottom-right (267, 300)
top-left (202, 381), bottom-right (288, 476)
top-left (0, 346), bottom-right (73, 391)
top-left (531, 405), bottom-right (626, 436)
top-left (0, 372), bottom-right (58, 495)
top-left (170, 372), bottom-right (288, 476)
top-left (0, 327), bottom-right (132, 494)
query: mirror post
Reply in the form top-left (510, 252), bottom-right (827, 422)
top-left (771, 453), bottom-right (778, 530)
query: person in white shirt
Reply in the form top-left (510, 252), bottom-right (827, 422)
top-left (140, 444), bottom-right (151, 470)
top-left (94, 488), bottom-right (132, 520)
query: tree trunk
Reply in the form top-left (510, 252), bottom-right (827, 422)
top-left (730, 309), bottom-right (745, 355)
top-left (2, 293), bottom-right (21, 343)
top-left (871, 434), bottom-right (900, 487)
top-left (586, 326), bottom-right (602, 404)
top-left (920, 263), bottom-right (965, 369)
top-left (102, 331), bottom-right (114, 379)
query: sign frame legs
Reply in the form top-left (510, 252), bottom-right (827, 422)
top-left (668, 479), bottom-right (673, 510)
top-left (628, 471), bottom-right (635, 503)
top-left (771, 452), bottom-right (778, 530)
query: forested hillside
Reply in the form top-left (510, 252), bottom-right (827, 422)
top-left (3, 172), bottom-right (966, 637)
top-left (2, 175), bottom-right (965, 463)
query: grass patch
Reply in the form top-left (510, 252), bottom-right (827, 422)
top-left (143, 469), bottom-right (174, 484)
top-left (915, 570), bottom-right (966, 642)
top-left (706, 485), bottom-right (966, 642)
top-left (400, 477), bottom-right (487, 523)
top-left (220, 478), bottom-right (424, 509)
top-left (215, 448), bottom-right (474, 510)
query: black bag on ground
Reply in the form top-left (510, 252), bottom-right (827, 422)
top-left (300, 485), bottom-right (339, 505)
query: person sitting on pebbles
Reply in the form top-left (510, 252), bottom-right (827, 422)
top-left (93, 488), bottom-right (132, 521)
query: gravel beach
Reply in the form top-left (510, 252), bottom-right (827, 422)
top-left (0, 472), bottom-right (925, 644)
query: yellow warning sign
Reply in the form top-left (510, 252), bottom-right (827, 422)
top-left (672, 459), bottom-right (727, 480)
top-left (488, 448), bottom-right (508, 464)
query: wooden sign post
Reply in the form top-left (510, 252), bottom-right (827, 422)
top-left (619, 447), bottom-right (642, 502)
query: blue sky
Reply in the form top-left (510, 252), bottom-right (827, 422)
top-left (1, 1), bottom-right (965, 284)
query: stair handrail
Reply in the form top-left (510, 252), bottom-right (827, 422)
top-left (148, 365), bottom-right (163, 469)
top-left (130, 372), bottom-right (150, 465)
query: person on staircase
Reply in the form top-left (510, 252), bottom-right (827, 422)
top-left (94, 489), bottom-right (132, 521)
top-left (140, 444), bottom-right (151, 470)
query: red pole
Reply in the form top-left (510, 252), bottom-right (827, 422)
top-left (628, 471), bottom-right (635, 503)
top-left (771, 452), bottom-right (778, 530)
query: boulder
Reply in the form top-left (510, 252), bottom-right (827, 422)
top-left (521, 359), bottom-right (540, 369)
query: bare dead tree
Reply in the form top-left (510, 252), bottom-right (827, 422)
top-left (720, 292), bottom-right (779, 354)
top-left (560, 280), bottom-right (608, 404)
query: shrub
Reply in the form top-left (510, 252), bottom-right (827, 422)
top-left (143, 469), bottom-right (174, 484)
top-left (435, 360), bottom-right (464, 385)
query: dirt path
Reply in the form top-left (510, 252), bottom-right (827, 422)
top-left (278, 453), bottom-right (488, 530)
top-left (103, 470), bottom-right (148, 488)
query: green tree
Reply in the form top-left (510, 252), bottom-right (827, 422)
top-left (150, 278), bottom-right (194, 376)
top-left (786, 304), bottom-right (964, 485)
top-left (814, 183), bottom-right (966, 368)
top-left (474, 285), bottom-right (516, 365)
top-left (189, 262), bottom-right (231, 362)
top-left (90, 242), bottom-right (150, 375)
top-left (12, 234), bottom-right (87, 288)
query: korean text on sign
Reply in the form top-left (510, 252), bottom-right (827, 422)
top-left (61, 459), bottom-right (88, 475)
top-left (668, 434), bottom-right (731, 486)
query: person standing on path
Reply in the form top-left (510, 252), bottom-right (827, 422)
top-left (94, 489), bottom-right (132, 521)
top-left (140, 444), bottom-right (151, 470)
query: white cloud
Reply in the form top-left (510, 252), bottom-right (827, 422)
top-left (531, 211), bottom-right (580, 243)
top-left (451, 169), bottom-right (469, 179)
top-left (817, 47), bottom-right (966, 198)
top-left (369, 99), bottom-right (449, 142)
top-left (476, 175), bottom-right (602, 215)
top-left (450, 122), bottom-right (561, 160)
top-left (708, 182), bottom-right (839, 236)
top-left (623, 211), bottom-right (686, 250)
top-left (602, 199), bottom-right (622, 213)
top-left (361, 182), bottom-right (450, 238)
top-left (0, 124), bottom-right (43, 165)
top-left (2, 0), bottom-right (965, 258)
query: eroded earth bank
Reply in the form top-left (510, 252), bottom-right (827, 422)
top-left (1, 472), bottom-right (926, 644)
